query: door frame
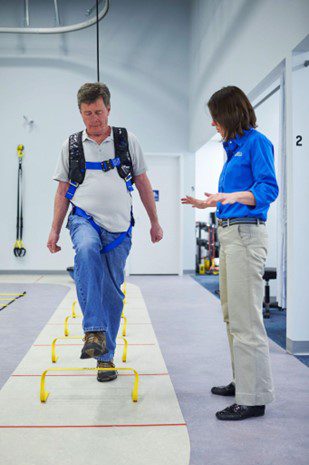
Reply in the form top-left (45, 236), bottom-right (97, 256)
top-left (127, 152), bottom-right (184, 276)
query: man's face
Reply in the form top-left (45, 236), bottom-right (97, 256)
top-left (80, 97), bottom-right (110, 136)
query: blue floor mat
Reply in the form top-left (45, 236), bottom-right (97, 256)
top-left (192, 274), bottom-right (309, 367)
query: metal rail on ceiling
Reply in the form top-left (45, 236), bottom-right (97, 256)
top-left (0, 0), bottom-right (109, 34)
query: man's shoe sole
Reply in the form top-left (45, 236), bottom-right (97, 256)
top-left (80, 343), bottom-right (107, 359)
top-left (97, 372), bottom-right (118, 382)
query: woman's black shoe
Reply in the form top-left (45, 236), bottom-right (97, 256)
top-left (216, 403), bottom-right (265, 421)
top-left (211, 382), bottom-right (235, 396)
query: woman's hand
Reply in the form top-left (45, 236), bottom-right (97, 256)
top-left (181, 195), bottom-right (208, 209)
top-left (181, 192), bottom-right (242, 208)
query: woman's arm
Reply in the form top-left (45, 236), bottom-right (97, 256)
top-left (181, 191), bottom-right (255, 208)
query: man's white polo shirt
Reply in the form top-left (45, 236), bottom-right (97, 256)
top-left (53, 129), bottom-right (147, 232)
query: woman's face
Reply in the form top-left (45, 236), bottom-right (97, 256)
top-left (211, 120), bottom-right (225, 138)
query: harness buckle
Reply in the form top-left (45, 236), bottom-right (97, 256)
top-left (70, 181), bottom-right (79, 188)
top-left (101, 160), bottom-right (113, 172)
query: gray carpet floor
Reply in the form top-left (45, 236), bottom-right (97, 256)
top-left (0, 283), bottom-right (70, 388)
top-left (1, 277), bottom-right (308, 465)
top-left (128, 275), bottom-right (309, 465)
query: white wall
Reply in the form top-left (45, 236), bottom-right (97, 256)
top-left (189, 0), bottom-right (309, 150)
top-left (287, 49), bottom-right (309, 347)
top-left (253, 84), bottom-right (280, 297)
top-left (195, 135), bottom-right (224, 223)
top-left (0, 0), bottom-right (191, 271)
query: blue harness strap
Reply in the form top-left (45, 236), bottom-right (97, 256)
top-left (72, 206), bottom-right (101, 235)
top-left (66, 181), bottom-right (79, 201)
top-left (85, 157), bottom-right (121, 171)
top-left (124, 173), bottom-right (134, 192)
top-left (65, 157), bottom-right (130, 201)
top-left (71, 205), bottom-right (133, 254)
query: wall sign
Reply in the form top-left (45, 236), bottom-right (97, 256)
top-left (153, 190), bottom-right (159, 202)
top-left (296, 135), bottom-right (303, 146)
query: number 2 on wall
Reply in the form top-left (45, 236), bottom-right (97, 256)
top-left (296, 135), bottom-right (302, 146)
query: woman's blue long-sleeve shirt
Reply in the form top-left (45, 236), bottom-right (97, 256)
top-left (217, 128), bottom-right (279, 221)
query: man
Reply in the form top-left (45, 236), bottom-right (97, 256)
top-left (47, 82), bottom-right (163, 382)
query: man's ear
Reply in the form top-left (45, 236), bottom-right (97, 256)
top-left (107, 105), bottom-right (111, 115)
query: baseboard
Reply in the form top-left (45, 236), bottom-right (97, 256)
top-left (0, 270), bottom-right (68, 275)
top-left (286, 338), bottom-right (309, 355)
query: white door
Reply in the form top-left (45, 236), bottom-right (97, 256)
top-left (128, 154), bottom-right (182, 275)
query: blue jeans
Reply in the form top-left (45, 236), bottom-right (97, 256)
top-left (67, 214), bottom-right (131, 362)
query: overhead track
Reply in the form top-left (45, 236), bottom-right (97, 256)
top-left (0, 0), bottom-right (109, 34)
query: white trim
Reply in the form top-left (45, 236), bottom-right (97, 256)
top-left (179, 154), bottom-right (184, 276)
top-left (285, 53), bottom-right (294, 341)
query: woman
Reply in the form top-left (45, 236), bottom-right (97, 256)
top-left (182, 86), bottom-right (278, 421)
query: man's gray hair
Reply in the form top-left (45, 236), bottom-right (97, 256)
top-left (77, 83), bottom-right (111, 108)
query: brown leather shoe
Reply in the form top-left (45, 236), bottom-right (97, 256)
top-left (80, 331), bottom-right (107, 359)
top-left (97, 360), bottom-right (118, 382)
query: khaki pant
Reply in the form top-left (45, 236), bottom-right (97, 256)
top-left (218, 223), bottom-right (275, 406)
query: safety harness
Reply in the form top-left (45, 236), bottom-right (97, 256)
top-left (65, 127), bottom-right (135, 253)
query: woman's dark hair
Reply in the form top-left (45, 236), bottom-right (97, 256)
top-left (207, 86), bottom-right (257, 141)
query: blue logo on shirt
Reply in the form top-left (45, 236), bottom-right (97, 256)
top-left (234, 151), bottom-right (243, 157)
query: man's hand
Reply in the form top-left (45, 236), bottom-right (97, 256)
top-left (47, 229), bottom-right (61, 253)
top-left (150, 222), bottom-right (163, 243)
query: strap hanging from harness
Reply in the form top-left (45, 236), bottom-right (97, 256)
top-left (71, 206), bottom-right (134, 254)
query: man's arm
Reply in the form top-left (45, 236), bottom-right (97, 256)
top-left (47, 181), bottom-right (70, 253)
top-left (134, 173), bottom-right (163, 243)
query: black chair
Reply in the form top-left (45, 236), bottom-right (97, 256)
top-left (262, 267), bottom-right (277, 318)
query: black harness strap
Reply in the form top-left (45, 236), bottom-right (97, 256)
top-left (112, 127), bottom-right (134, 184)
top-left (68, 127), bottom-right (133, 187)
top-left (68, 131), bottom-right (85, 185)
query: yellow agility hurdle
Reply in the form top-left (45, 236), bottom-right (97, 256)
top-left (65, 311), bottom-right (127, 338)
top-left (64, 314), bottom-right (82, 336)
top-left (0, 291), bottom-right (26, 311)
top-left (122, 281), bottom-right (127, 304)
top-left (40, 366), bottom-right (139, 403)
top-left (71, 300), bottom-right (77, 318)
top-left (51, 335), bottom-right (128, 363)
top-left (0, 293), bottom-right (25, 296)
top-left (121, 313), bottom-right (127, 337)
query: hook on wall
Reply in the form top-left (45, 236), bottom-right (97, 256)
top-left (23, 115), bottom-right (34, 131)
